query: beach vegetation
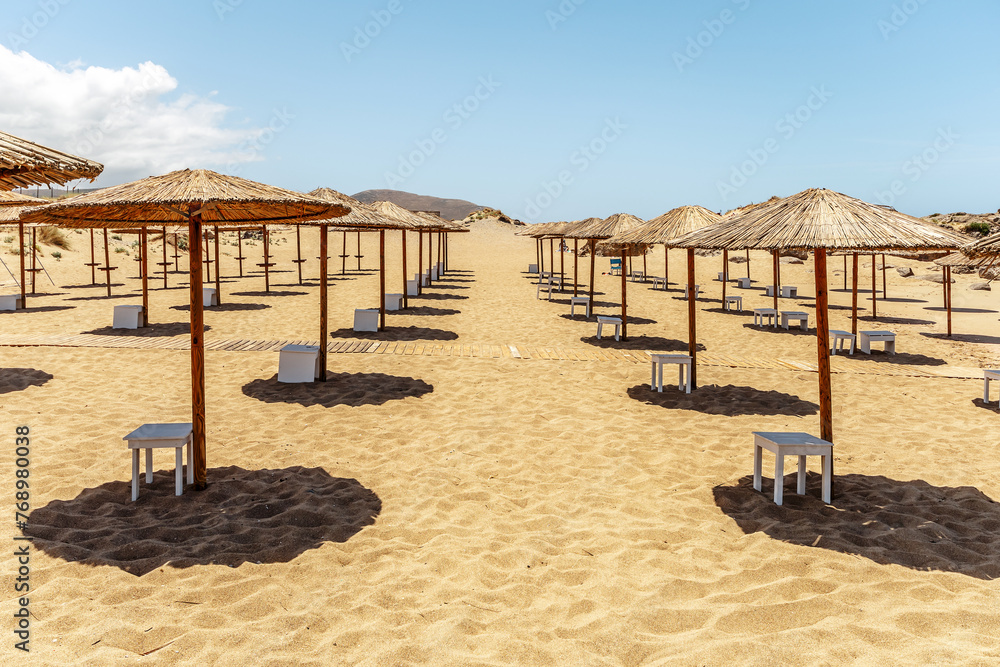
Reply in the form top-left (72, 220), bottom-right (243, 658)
top-left (35, 227), bottom-right (71, 249)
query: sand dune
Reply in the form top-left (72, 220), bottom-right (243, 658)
top-left (1, 220), bottom-right (999, 664)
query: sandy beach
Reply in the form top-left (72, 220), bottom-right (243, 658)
top-left (2, 219), bottom-right (999, 665)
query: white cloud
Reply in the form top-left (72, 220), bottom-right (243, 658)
top-left (0, 45), bottom-right (267, 186)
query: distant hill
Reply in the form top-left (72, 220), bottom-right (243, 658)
top-left (352, 189), bottom-right (483, 221)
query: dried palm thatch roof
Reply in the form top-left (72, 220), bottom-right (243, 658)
top-left (559, 218), bottom-right (602, 240)
top-left (19, 169), bottom-right (348, 229)
top-left (724, 196), bottom-right (781, 219)
top-left (935, 252), bottom-right (996, 268)
top-left (367, 200), bottom-right (436, 230)
top-left (519, 221), bottom-right (562, 238)
top-left (574, 213), bottom-right (646, 240)
top-left (610, 206), bottom-right (722, 245)
top-left (672, 188), bottom-right (969, 252)
top-left (0, 130), bottom-right (104, 189)
top-left (414, 210), bottom-right (470, 233)
top-left (308, 187), bottom-right (401, 229)
top-left (962, 230), bottom-right (1000, 259)
top-left (0, 190), bottom-right (47, 222)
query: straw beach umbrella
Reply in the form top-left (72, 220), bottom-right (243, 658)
top-left (0, 190), bottom-right (49, 306)
top-left (21, 169), bottom-right (348, 490)
top-left (559, 218), bottom-right (600, 298)
top-left (367, 200), bottom-right (432, 325)
top-left (672, 188), bottom-right (967, 446)
top-left (962, 229), bottom-right (1000, 259)
top-left (575, 213), bottom-right (645, 338)
top-left (0, 130), bottom-right (104, 190)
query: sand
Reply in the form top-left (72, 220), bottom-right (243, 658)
top-left (1, 220), bottom-right (999, 665)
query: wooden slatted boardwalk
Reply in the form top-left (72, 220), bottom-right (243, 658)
top-left (0, 333), bottom-right (983, 380)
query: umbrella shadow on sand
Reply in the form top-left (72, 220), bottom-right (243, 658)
top-left (329, 327), bottom-right (458, 342)
top-left (628, 383), bottom-right (818, 417)
top-left (172, 303), bottom-right (271, 313)
top-left (83, 322), bottom-right (209, 337)
top-left (0, 368), bottom-right (53, 394)
top-left (231, 290), bottom-right (309, 298)
top-left (400, 306), bottom-right (461, 317)
top-left (243, 373), bottom-right (433, 407)
top-left (714, 474), bottom-right (1000, 579)
top-left (2, 305), bottom-right (75, 314)
top-left (581, 335), bottom-right (692, 351)
top-left (26, 466), bottom-right (381, 577)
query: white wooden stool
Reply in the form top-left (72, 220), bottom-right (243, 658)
top-left (203, 287), bottom-right (219, 307)
top-left (353, 308), bottom-right (379, 332)
top-left (717, 272), bottom-right (729, 281)
top-left (650, 354), bottom-right (692, 393)
top-left (430, 266), bottom-right (439, 280)
top-left (684, 284), bottom-right (701, 300)
top-left (859, 331), bottom-right (895, 354)
top-left (437, 262), bottom-right (444, 276)
top-left (753, 432), bottom-right (833, 506)
top-left (781, 310), bottom-right (809, 331)
top-left (765, 285), bottom-right (776, 297)
top-left (737, 277), bottom-right (751, 289)
top-left (753, 308), bottom-right (778, 327)
top-left (536, 278), bottom-right (555, 300)
top-left (528, 263), bottom-right (539, 274)
top-left (570, 296), bottom-right (591, 318)
top-left (724, 295), bottom-right (743, 312)
top-left (781, 285), bottom-right (798, 298)
top-left (385, 293), bottom-right (403, 311)
top-left (124, 423), bottom-right (194, 501)
top-left (830, 330), bottom-right (856, 355)
top-left (651, 277), bottom-right (666, 290)
top-left (407, 279), bottom-right (420, 297)
top-left (596, 316), bottom-right (622, 341)
top-left (631, 270), bottom-right (645, 282)
top-left (0, 295), bottom-right (24, 311)
top-left (422, 271), bottom-right (431, 286)
top-left (983, 370), bottom-right (999, 403)
top-left (278, 344), bottom-right (320, 383)
top-left (113, 305), bottom-right (145, 329)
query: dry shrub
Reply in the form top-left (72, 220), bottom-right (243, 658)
top-left (35, 226), bottom-right (71, 250)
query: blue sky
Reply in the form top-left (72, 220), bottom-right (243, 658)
top-left (3, 0), bottom-right (998, 221)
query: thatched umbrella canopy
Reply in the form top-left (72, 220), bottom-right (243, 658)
top-left (962, 230), bottom-right (1000, 259)
top-left (573, 213), bottom-right (645, 338)
top-left (0, 130), bottom-right (104, 190)
top-left (672, 187), bottom-right (968, 449)
top-left (611, 206), bottom-right (723, 290)
top-left (21, 169), bottom-right (348, 491)
top-left (0, 191), bottom-right (49, 306)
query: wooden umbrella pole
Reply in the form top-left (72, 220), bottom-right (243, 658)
top-left (188, 210), bottom-right (207, 490)
top-left (89, 228), bottom-right (96, 285)
top-left (18, 221), bottom-right (25, 307)
top-left (771, 251), bottom-right (779, 316)
top-left (402, 230), bottom-right (408, 309)
top-left (141, 228), bottom-right (149, 326)
top-left (843, 255), bottom-right (848, 290)
top-left (722, 250), bottom-right (728, 305)
top-left (946, 266), bottom-right (953, 337)
top-left (851, 253), bottom-right (859, 336)
top-left (620, 249), bottom-right (628, 340)
top-left (103, 228), bottom-right (111, 297)
top-left (538, 239), bottom-right (543, 274)
top-left (882, 254), bottom-right (887, 299)
top-left (428, 232), bottom-right (434, 283)
top-left (642, 250), bottom-right (647, 280)
top-left (295, 226), bottom-right (303, 285)
top-left (746, 249), bottom-right (751, 282)
top-left (319, 225), bottom-right (329, 381)
top-left (341, 231), bottom-right (347, 275)
top-left (588, 240), bottom-right (596, 304)
top-left (560, 238), bottom-right (565, 289)
top-left (263, 225), bottom-right (270, 292)
top-left (549, 238), bottom-right (554, 278)
top-left (214, 226), bottom-right (222, 305)
top-left (204, 230), bottom-right (211, 283)
top-left (161, 226), bottom-right (168, 289)
top-left (237, 231), bottom-right (244, 277)
top-left (357, 231), bottom-right (362, 272)
top-left (418, 231), bottom-right (424, 294)
top-left (814, 249), bottom-right (834, 448)
top-left (30, 228), bottom-right (36, 294)
top-left (664, 246), bottom-right (669, 288)
top-left (871, 256), bottom-right (878, 319)
top-left (687, 249), bottom-right (698, 389)
top-left (573, 239), bottom-right (579, 297)
top-left (379, 229), bottom-right (386, 331)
